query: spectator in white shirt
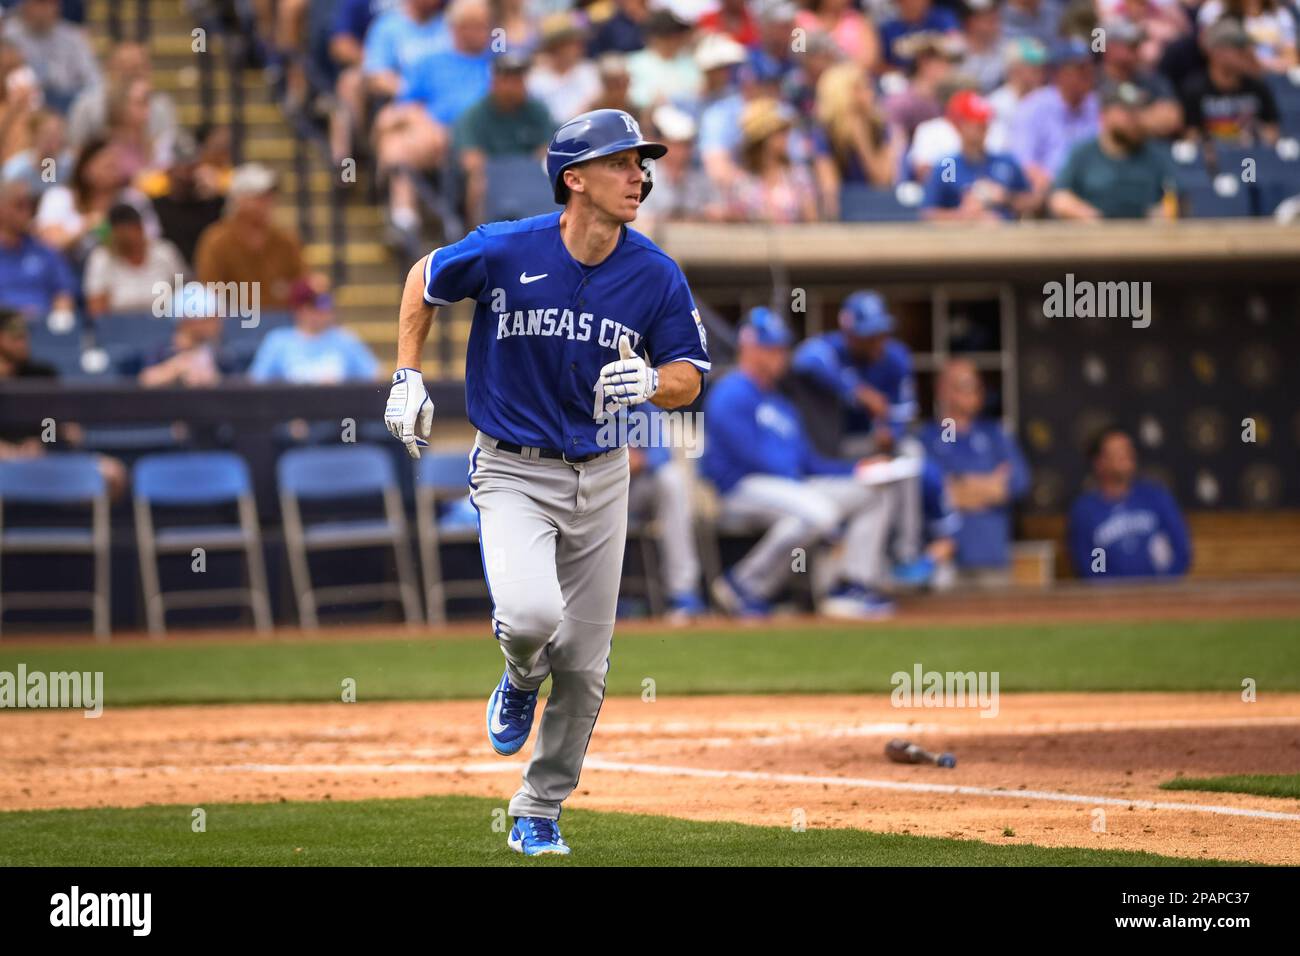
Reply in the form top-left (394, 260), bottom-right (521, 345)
top-left (83, 203), bottom-right (187, 318)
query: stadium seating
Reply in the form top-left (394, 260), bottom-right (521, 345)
top-left (0, 454), bottom-right (110, 638)
top-left (132, 452), bottom-right (273, 635)
top-left (839, 184), bottom-right (923, 223)
top-left (1180, 177), bottom-right (1254, 218)
top-left (483, 156), bottom-right (555, 223)
top-left (414, 451), bottom-right (484, 625)
top-left (26, 314), bottom-right (87, 378)
top-left (277, 444), bottom-right (422, 628)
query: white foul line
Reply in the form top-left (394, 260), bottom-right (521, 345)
top-left (181, 760), bottom-right (1300, 822)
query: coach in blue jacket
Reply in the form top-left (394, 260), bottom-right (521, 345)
top-left (702, 307), bottom-right (896, 620)
top-left (1068, 427), bottom-right (1191, 580)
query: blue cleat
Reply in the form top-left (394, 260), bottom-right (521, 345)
top-left (508, 816), bottom-right (571, 856)
top-left (893, 555), bottom-right (937, 588)
top-left (486, 671), bottom-right (538, 756)
top-left (820, 583), bottom-right (895, 621)
top-left (710, 573), bottom-right (772, 619)
top-left (666, 590), bottom-right (708, 623)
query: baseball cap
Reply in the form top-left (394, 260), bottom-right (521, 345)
top-left (946, 89), bottom-right (994, 124)
top-left (288, 277), bottom-right (332, 310)
top-left (652, 103), bottom-right (697, 143)
top-left (643, 9), bottom-right (692, 36)
top-left (839, 291), bottom-right (894, 337)
top-left (537, 11), bottom-right (585, 48)
top-left (1100, 80), bottom-right (1151, 109)
top-left (492, 50), bottom-right (532, 74)
top-left (694, 31), bottom-right (748, 72)
top-left (228, 162), bottom-right (277, 198)
top-left (1050, 37), bottom-right (1094, 66)
top-left (1004, 36), bottom-right (1047, 67)
top-left (1205, 18), bottom-right (1250, 49)
top-left (1103, 18), bottom-right (1146, 46)
top-left (740, 307), bottom-right (793, 348)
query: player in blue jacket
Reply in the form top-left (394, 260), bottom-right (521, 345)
top-left (1068, 428), bottom-right (1191, 580)
top-left (790, 290), bottom-right (929, 584)
top-left (701, 307), bottom-right (897, 620)
top-left (919, 358), bottom-right (1030, 579)
top-left (384, 108), bottom-right (709, 856)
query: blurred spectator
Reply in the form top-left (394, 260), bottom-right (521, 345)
top-left (791, 290), bottom-right (917, 457)
top-left (373, 0), bottom-right (493, 238)
top-left (919, 358), bottom-right (1029, 580)
top-left (83, 203), bottom-right (187, 318)
top-left (327, 0), bottom-right (387, 163)
top-left (1, 108), bottom-right (70, 196)
top-left (907, 77), bottom-right (973, 180)
top-left (796, 0), bottom-right (881, 69)
top-left (146, 142), bottom-right (227, 267)
top-left (492, 0), bottom-right (536, 51)
top-left (695, 32), bottom-right (750, 185)
top-left (749, 0), bottom-right (801, 84)
top-left (361, 0), bottom-right (449, 100)
top-left (1107, 0), bottom-right (1190, 66)
top-left (34, 135), bottom-right (159, 265)
top-left (697, 0), bottom-right (760, 46)
top-left (1098, 18), bottom-right (1182, 137)
top-left (455, 52), bottom-right (553, 226)
top-left (701, 308), bottom-right (896, 620)
top-left (586, 51), bottom-right (635, 113)
top-left (528, 12), bottom-right (601, 124)
top-left (815, 61), bottom-right (897, 190)
top-left (1008, 37), bottom-right (1098, 198)
top-left (1001, 0), bottom-right (1067, 47)
top-left (627, 9), bottom-right (701, 110)
top-left (1050, 81), bottom-right (1175, 220)
top-left (1197, 0), bottom-right (1297, 72)
top-left (723, 97), bottom-right (819, 222)
top-left (0, 177), bottom-right (75, 319)
top-left (883, 33), bottom-right (960, 147)
top-left (986, 36), bottom-right (1047, 152)
top-left (637, 104), bottom-right (716, 226)
top-left (194, 163), bottom-right (306, 311)
top-left (136, 314), bottom-right (235, 388)
top-left (248, 277), bottom-right (379, 383)
top-left (0, 37), bottom-right (41, 165)
top-left (105, 75), bottom-right (171, 181)
top-left (959, 0), bottom-right (1007, 92)
top-left (66, 43), bottom-right (178, 156)
top-left (0, 0), bottom-right (99, 114)
top-left (1178, 18), bottom-right (1280, 146)
top-left (0, 306), bottom-right (55, 377)
top-left (880, 0), bottom-right (961, 69)
top-left (588, 0), bottom-right (650, 56)
top-left (1068, 427), bottom-right (1191, 580)
top-left (922, 90), bottom-right (1033, 220)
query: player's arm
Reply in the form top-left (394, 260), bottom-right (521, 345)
top-left (385, 255), bottom-right (437, 458)
top-left (651, 360), bottom-right (702, 409)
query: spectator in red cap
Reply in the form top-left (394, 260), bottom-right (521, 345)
top-left (921, 90), bottom-right (1034, 221)
top-left (697, 0), bottom-right (761, 47)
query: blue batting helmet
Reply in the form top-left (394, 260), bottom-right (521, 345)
top-left (546, 109), bottom-right (668, 204)
top-left (839, 291), bottom-right (894, 337)
top-left (740, 306), bottom-right (793, 347)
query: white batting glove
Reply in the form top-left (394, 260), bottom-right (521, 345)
top-left (596, 334), bottom-right (659, 412)
top-left (385, 367), bottom-right (434, 459)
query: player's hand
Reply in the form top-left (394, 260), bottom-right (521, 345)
top-left (596, 335), bottom-right (659, 410)
top-left (385, 367), bottom-right (434, 459)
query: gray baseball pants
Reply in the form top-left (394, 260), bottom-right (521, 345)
top-left (468, 431), bottom-right (629, 820)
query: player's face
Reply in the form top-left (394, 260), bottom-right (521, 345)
top-left (849, 332), bottom-right (887, 363)
top-left (941, 363), bottom-right (983, 417)
top-left (569, 148), bottom-right (647, 222)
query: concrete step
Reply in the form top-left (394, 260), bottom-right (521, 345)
top-left (306, 242), bottom-right (391, 268)
top-left (336, 283), bottom-right (402, 308)
top-left (176, 101), bottom-right (285, 126)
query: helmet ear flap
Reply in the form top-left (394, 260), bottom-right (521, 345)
top-left (639, 156), bottom-right (656, 201)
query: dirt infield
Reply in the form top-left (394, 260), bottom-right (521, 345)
top-left (4, 691), bottom-right (1299, 864)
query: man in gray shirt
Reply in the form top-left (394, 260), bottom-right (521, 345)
top-left (2, 0), bottom-right (101, 114)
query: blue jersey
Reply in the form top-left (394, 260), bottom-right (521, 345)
top-left (423, 213), bottom-right (710, 457)
top-left (922, 151), bottom-right (1030, 220)
top-left (921, 457), bottom-right (962, 543)
top-left (1067, 479), bottom-right (1191, 579)
top-left (919, 418), bottom-right (1029, 568)
top-left (791, 333), bottom-right (917, 438)
top-left (700, 369), bottom-right (854, 494)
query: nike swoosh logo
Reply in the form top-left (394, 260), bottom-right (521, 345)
top-left (489, 694), bottom-right (510, 735)
top-left (519, 272), bottom-right (548, 284)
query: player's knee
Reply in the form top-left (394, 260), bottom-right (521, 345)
top-left (796, 497), bottom-right (841, 538)
top-left (494, 590), bottom-right (564, 648)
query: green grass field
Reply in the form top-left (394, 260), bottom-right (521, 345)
top-left (1160, 774), bottom-right (1300, 800)
top-left (1, 617), bottom-right (1296, 706)
top-left (0, 795), bottom-right (1238, 867)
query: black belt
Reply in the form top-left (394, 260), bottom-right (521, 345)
top-left (491, 439), bottom-right (606, 464)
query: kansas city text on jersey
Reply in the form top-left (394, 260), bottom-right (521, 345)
top-left (494, 308), bottom-right (643, 351)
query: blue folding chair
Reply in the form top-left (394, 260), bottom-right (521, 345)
top-left (277, 444), bottom-right (422, 628)
top-left (414, 450), bottom-right (485, 624)
top-left (0, 454), bottom-right (109, 639)
top-left (483, 155), bottom-right (555, 222)
top-left (1161, 140), bottom-right (1212, 191)
top-left (133, 452), bottom-right (272, 636)
top-left (25, 314), bottom-right (86, 377)
top-left (1181, 178), bottom-right (1254, 218)
top-left (839, 184), bottom-right (922, 223)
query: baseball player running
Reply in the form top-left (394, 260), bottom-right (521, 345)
top-left (384, 109), bottom-right (710, 856)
